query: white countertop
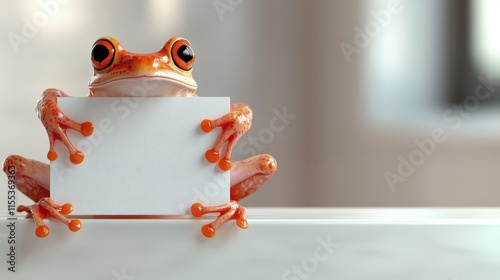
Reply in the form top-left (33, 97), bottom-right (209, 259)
top-left (1, 208), bottom-right (499, 280)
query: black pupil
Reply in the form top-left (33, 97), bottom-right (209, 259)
top-left (92, 44), bottom-right (109, 62)
top-left (177, 45), bottom-right (193, 63)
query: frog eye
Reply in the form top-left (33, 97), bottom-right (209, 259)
top-left (91, 39), bottom-right (115, 70)
top-left (171, 39), bottom-right (195, 71)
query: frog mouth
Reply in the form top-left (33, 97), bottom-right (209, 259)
top-left (89, 75), bottom-right (198, 97)
top-left (89, 75), bottom-right (197, 91)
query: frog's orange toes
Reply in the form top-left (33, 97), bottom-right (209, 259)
top-left (204, 149), bottom-right (219, 163)
top-left (46, 120), bottom-right (93, 164)
top-left (218, 158), bottom-right (232, 171)
top-left (191, 201), bottom-right (247, 238)
top-left (201, 119), bottom-right (222, 164)
top-left (46, 138), bottom-right (85, 165)
top-left (80, 122), bottom-right (94, 136)
top-left (200, 119), bottom-right (213, 133)
top-left (201, 110), bottom-right (250, 171)
top-left (203, 149), bottom-right (232, 170)
top-left (203, 131), bottom-right (237, 171)
top-left (18, 198), bottom-right (81, 238)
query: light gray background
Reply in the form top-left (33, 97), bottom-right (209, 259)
top-left (1, 0), bottom-right (500, 213)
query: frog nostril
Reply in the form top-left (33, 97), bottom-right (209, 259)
top-left (92, 45), bottom-right (109, 63)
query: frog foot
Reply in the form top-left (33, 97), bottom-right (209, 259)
top-left (201, 103), bottom-right (252, 171)
top-left (191, 201), bottom-right (248, 238)
top-left (37, 89), bottom-right (94, 165)
top-left (17, 197), bottom-right (81, 238)
top-left (46, 120), bottom-right (93, 165)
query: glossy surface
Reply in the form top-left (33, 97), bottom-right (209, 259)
top-left (2, 36), bottom-right (276, 237)
top-left (0, 208), bottom-right (499, 279)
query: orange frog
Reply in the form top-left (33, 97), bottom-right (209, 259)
top-left (3, 36), bottom-right (277, 238)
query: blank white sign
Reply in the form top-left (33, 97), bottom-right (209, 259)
top-left (50, 97), bottom-right (230, 215)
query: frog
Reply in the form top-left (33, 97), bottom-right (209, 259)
top-left (3, 36), bottom-right (277, 238)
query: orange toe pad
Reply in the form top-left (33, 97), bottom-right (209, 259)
top-left (236, 218), bottom-right (248, 229)
top-left (70, 152), bottom-right (84, 164)
top-left (68, 220), bottom-right (82, 232)
top-left (191, 203), bottom-right (204, 217)
top-left (205, 150), bottom-right (219, 163)
top-left (201, 224), bottom-right (216, 238)
top-left (36, 225), bottom-right (50, 238)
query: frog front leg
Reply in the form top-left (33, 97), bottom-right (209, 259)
top-left (3, 155), bottom-right (81, 237)
top-left (3, 88), bottom-right (93, 238)
top-left (192, 103), bottom-right (277, 237)
top-left (38, 88), bottom-right (94, 164)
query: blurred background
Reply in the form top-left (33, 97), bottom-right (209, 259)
top-left (2, 0), bottom-right (500, 214)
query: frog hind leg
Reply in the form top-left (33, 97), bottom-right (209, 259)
top-left (3, 155), bottom-right (81, 238)
top-left (191, 154), bottom-right (277, 238)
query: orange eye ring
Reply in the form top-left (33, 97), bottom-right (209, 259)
top-left (91, 39), bottom-right (115, 70)
top-left (171, 39), bottom-right (195, 71)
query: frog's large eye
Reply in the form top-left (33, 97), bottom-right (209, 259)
top-left (91, 39), bottom-right (115, 70)
top-left (171, 39), bottom-right (195, 71)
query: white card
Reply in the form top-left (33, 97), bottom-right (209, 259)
top-left (50, 97), bottom-right (230, 215)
